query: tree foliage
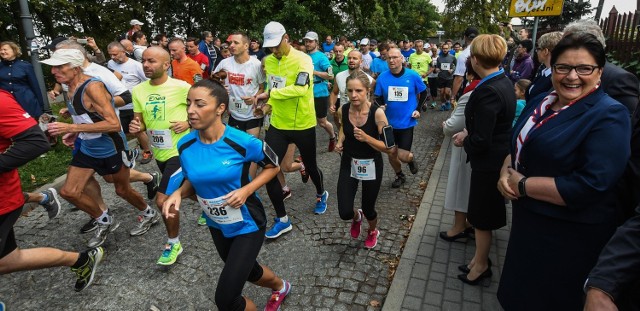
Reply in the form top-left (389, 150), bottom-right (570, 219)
top-left (442, 0), bottom-right (510, 39)
top-left (1, 0), bottom-right (442, 52)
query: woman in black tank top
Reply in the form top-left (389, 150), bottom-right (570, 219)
top-left (334, 70), bottom-right (392, 249)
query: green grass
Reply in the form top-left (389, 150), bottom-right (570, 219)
top-left (18, 102), bottom-right (71, 192)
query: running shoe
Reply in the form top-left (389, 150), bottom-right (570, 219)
top-left (364, 229), bottom-right (380, 249)
top-left (71, 247), bottom-right (104, 292)
top-left (264, 280), bottom-right (291, 311)
top-left (80, 217), bottom-right (98, 233)
top-left (87, 219), bottom-right (119, 248)
top-left (430, 102), bottom-right (437, 109)
top-left (315, 191), bottom-right (329, 215)
top-left (197, 214), bottom-right (207, 226)
top-left (140, 150), bottom-right (153, 165)
top-left (129, 211), bottom-right (160, 236)
top-left (445, 101), bottom-right (452, 111)
top-left (391, 174), bottom-right (406, 188)
top-left (328, 137), bottom-right (336, 152)
top-left (145, 172), bottom-right (160, 200)
top-left (350, 209), bottom-right (364, 239)
top-left (157, 242), bottom-right (183, 266)
top-left (121, 148), bottom-right (139, 169)
top-left (282, 187), bottom-right (292, 201)
top-left (408, 161), bottom-right (418, 175)
top-left (265, 218), bottom-right (292, 239)
top-left (41, 188), bottom-right (62, 220)
top-left (297, 156), bottom-right (309, 183)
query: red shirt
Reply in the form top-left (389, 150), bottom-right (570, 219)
top-left (0, 90), bottom-right (37, 215)
top-left (188, 52), bottom-right (210, 79)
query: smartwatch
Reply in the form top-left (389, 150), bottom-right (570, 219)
top-left (518, 177), bottom-right (528, 198)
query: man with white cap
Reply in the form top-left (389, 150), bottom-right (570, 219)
top-left (42, 49), bottom-right (152, 248)
top-left (256, 22), bottom-right (329, 239)
top-left (304, 30), bottom-right (336, 152)
top-left (359, 38), bottom-right (372, 71)
top-left (126, 19), bottom-right (144, 41)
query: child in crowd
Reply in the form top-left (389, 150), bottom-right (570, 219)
top-left (513, 79), bottom-right (531, 126)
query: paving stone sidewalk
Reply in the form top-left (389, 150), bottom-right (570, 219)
top-left (383, 136), bottom-right (513, 311)
top-left (0, 111), bottom-right (449, 310)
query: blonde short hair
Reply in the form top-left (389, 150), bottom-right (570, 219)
top-left (537, 31), bottom-right (563, 50)
top-left (470, 34), bottom-right (507, 69)
top-left (0, 41), bottom-right (22, 58)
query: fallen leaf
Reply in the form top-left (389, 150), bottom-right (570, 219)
top-left (370, 300), bottom-right (381, 307)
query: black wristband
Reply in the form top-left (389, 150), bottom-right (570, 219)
top-left (518, 177), bottom-right (528, 197)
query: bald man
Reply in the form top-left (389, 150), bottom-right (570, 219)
top-left (129, 47), bottom-right (192, 266)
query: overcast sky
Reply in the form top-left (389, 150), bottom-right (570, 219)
top-left (430, 0), bottom-right (635, 24)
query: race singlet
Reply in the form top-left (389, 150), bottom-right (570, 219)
top-left (197, 194), bottom-right (243, 225)
top-left (350, 158), bottom-right (376, 180)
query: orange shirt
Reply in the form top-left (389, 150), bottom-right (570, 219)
top-left (172, 57), bottom-right (203, 85)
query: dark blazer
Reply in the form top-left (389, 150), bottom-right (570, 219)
top-left (525, 70), bottom-right (552, 101)
top-left (511, 88), bottom-right (631, 224)
top-left (587, 205), bottom-right (640, 310)
top-left (463, 72), bottom-right (515, 171)
top-left (0, 59), bottom-right (46, 118)
top-left (600, 61), bottom-right (639, 115)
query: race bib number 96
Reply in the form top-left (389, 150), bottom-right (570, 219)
top-left (350, 158), bottom-right (376, 180)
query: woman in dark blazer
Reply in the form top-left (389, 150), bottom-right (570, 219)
top-left (452, 34), bottom-right (515, 285)
top-left (497, 32), bottom-right (631, 310)
top-left (0, 41), bottom-right (46, 119)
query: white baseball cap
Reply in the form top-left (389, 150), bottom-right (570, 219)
top-left (130, 19), bottom-right (144, 26)
top-left (303, 31), bottom-right (319, 41)
top-left (360, 38), bottom-right (370, 45)
top-left (263, 21), bottom-right (286, 48)
top-left (40, 49), bottom-right (85, 67)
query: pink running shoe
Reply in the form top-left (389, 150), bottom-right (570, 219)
top-left (350, 209), bottom-right (364, 239)
top-left (264, 280), bottom-right (291, 311)
top-left (364, 229), bottom-right (380, 249)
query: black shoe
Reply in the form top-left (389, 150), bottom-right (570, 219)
top-left (458, 268), bottom-right (492, 286)
top-left (80, 218), bottom-right (98, 233)
top-left (408, 161), bottom-right (418, 175)
top-left (145, 172), bottom-right (160, 200)
top-left (464, 226), bottom-right (475, 239)
top-left (439, 230), bottom-right (469, 242)
top-left (458, 258), bottom-right (492, 274)
top-left (391, 174), bottom-right (406, 188)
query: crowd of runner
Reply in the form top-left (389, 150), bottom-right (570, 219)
top-left (1, 16), bottom-right (640, 311)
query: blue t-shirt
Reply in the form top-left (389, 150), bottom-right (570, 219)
top-left (322, 42), bottom-right (335, 53)
top-left (374, 69), bottom-right (427, 129)
top-left (370, 58), bottom-right (389, 75)
top-left (176, 125), bottom-right (271, 237)
top-left (309, 51), bottom-right (331, 97)
top-left (401, 49), bottom-right (415, 63)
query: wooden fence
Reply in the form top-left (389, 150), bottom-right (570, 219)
top-left (600, 7), bottom-right (640, 64)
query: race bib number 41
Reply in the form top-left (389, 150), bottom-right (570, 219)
top-left (147, 129), bottom-right (173, 149)
top-left (197, 195), bottom-right (243, 225)
top-left (388, 86), bottom-right (409, 102)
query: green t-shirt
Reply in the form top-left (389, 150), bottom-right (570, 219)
top-left (264, 48), bottom-right (316, 130)
top-left (132, 77), bottom-right (191, 162)
top-left (408, 52), bottom-right (432, 79)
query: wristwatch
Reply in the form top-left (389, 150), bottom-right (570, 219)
top-left (518, 177), bottom-right (528, 197)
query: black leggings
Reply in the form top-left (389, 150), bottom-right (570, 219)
top-left (264, 126), bottom-right (324, 217)
top-left (209, 227), bottom-right (265, 311)
top-left (337, 154), bottom-right (383, 221)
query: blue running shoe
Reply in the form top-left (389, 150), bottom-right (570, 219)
top-left (315, 191), bottom-right (329, 215)
top-left (265, 217), bottom-right (292, 239)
